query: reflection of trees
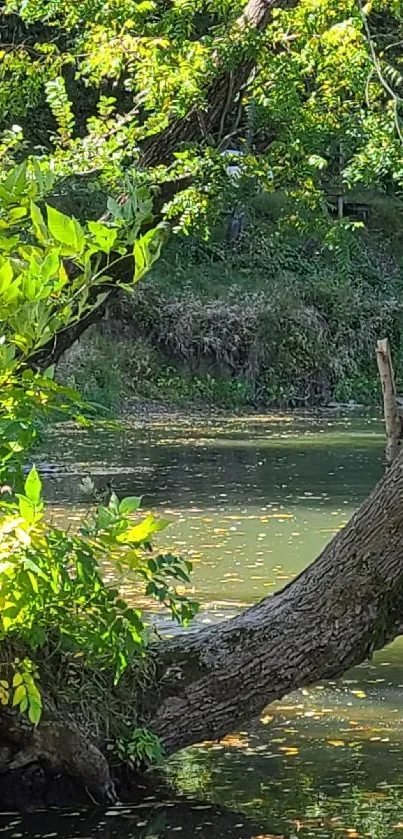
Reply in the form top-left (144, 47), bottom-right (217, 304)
top-left (0, 797), bottom-right (267, 839)
top-left (43, 424), bottom-right (381, 511)
top-left (165, 749), bottom-right (213, 797)
top-left (165, 746), bottom-right (403, 839)
top-left (2, 755), bottom-right (400, 839)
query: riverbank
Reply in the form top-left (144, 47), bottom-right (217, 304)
top-left (56, 199), bottom-right (403, 413)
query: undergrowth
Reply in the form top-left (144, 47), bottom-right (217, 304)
top-left (57, 201), bottom-right (403, 411)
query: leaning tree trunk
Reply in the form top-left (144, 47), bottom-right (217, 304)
top-left (143, 446), bottom-right (403, 753)
top-left (3, 440), bottom-right (403, 807)
top-left (140, 0), bottom-right (298, 167)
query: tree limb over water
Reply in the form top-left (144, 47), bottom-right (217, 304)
top-left (1, 436), bottom-right (402, 803)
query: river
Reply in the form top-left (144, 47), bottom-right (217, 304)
top-left (3, 412), bottom-right (403, 839)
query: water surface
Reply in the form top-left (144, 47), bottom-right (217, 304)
top-left (3, 412), bottom-right (403, 839)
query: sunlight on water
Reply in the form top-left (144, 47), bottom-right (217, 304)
top-left (3, 412), bottom-right (403, 839)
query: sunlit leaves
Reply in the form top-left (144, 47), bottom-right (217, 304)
top-left (45, 77), bottom-right (75, 145)
top-left (119, 495), bottom-right (142, 514)
top-left (46, 205), bottom-right (85, 254)
top-left (88, 220), bottom-right (117, 253)
top-left (134, 226), bottom-right (168, 283)
top-left (116, 514), bottom-right (170, 544)
top-left (24, 467), bottom-right (41, 506)
top-left (11, 659), bottom-right (42, 724)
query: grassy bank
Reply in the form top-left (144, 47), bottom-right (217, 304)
top-left (57, 195), bottom-right (403, 412)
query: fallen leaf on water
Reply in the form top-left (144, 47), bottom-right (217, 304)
top-left (268, 513), bottom-right (293, 519)
top-left (252, 835), bottom-right (284, 839)
top-left (279, 746), bottom-right (299, 755)
top-left (327, 740), bottom-right (345, 747)
top-left (220, 734), bottom-right (248, 749)
top-left (260, 714), bottom-right (273, 725)
top-left (351, 690), bottom-right (366, 698)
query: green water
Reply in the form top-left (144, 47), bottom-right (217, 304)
top-left (3, 412), bottom-right (403, 839)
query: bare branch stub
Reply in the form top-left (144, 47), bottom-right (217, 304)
top-left (376, 337), bottom-right (403, 465)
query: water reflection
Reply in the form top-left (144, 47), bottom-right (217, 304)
top-left (4, 412), bottom-right (403, 838)
top-left (40, 413), bottom-right (384, 605)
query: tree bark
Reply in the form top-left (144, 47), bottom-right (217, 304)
top-left (376, 337), bottom-right (403, 465)
top-left (3, 436), bottom-right (403, 804)
top-left (31, 0), bottom-right (298, 370)
top-left (142, 445), bottom-right (403, 753)
top-left (140, 0), bottom-right (298, 168)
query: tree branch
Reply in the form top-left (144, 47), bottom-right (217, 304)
top-left (141, 447), bottom-right (403, 754)
top-left (30, 0), bottom-right (299, 369)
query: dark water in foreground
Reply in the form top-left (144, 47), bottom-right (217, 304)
top-left (3, 412), bottom-right (403, 839)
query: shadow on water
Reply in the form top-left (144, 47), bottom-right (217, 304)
top-left (39, 414), bottom-right (383, 511)
top-left (0, 798), bottom-right (268, 838)
top-left (4, 412), bottom-right (403, 838)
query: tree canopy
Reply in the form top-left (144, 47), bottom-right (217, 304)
top-left (1, 0), bottom-right (403, 231)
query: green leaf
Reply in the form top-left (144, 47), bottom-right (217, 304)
top-left (116, 514), bottom-right (163, 544)
top-left (0, 235), bottom-right (19, 252)
top-left (151, 518), bottom-right (170, 533)
top-left (108, 492), bottom-right (120, 515)
top-left (17, 494), bottom-right (35, 523)
top-left (43, 365), bottom-right (55, 380)
top-left (40, 251), bottom-right (60, 283)
top-left (0, 260), bottom-right (13, 291)
top-left (24, 467), bottom-right (41, 505)
top-left (27, 571), bottom-right (39, 593)
top-left (30, 202), bottom-right (48, 244)
top-left (46, 205), bottom-right (85, 253)
top-left (87, 220), bottom-right (117, 253)
top-left (19, 696), bottom-right (29, 713)
top-left (119, 496), bottom-right (142, 515)
top-left (12, 684), bottom-right (26, 707)
top-left (2, 162), bottom-right (27, 203)
top-left (28, 699), bottom-right (42, 725)
top-left (133, 227), bottom-right (166, 283)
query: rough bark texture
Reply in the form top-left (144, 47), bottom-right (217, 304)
top-left (376, 337), bottom-right (403, 465)
top-left (143, 446), bottom-right (403, 753)
top-left (2, 443), bottom-right (403, 805)
top-left (32, 287), bottom-right (121, 370)
top-left (140, 0), bottom-right (298, 168)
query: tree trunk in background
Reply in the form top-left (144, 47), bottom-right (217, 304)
top-left (140, 0), bottom-right (298, 167)
top-left (144, 446), bottom-right (403, 753)
top-left (33, 0), bottom-right (299, 370)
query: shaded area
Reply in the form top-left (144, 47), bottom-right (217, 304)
top-left (4, 411), bottom-right (402, 838)
top-left (0, 797), bottom-right (267, 838)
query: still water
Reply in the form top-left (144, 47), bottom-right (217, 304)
top-left (3, 412), bottom-right (403, 839)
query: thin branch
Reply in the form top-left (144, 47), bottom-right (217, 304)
top-left (358, 0), bottom-right (403, 143)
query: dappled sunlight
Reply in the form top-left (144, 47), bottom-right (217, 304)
top-left (19, 412), bottom-right (403, 837)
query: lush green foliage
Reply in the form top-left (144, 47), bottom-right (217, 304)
top-left (0, 466), bottom-right (196, 696)
top-left (0, 176), bottom-right (197, 766)
top-left (58, 192), bottom-right (403, 410)
top-left (1, 0), bottom-right (403, 233)
top-left (1, 0), bottom-right (403, 770)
